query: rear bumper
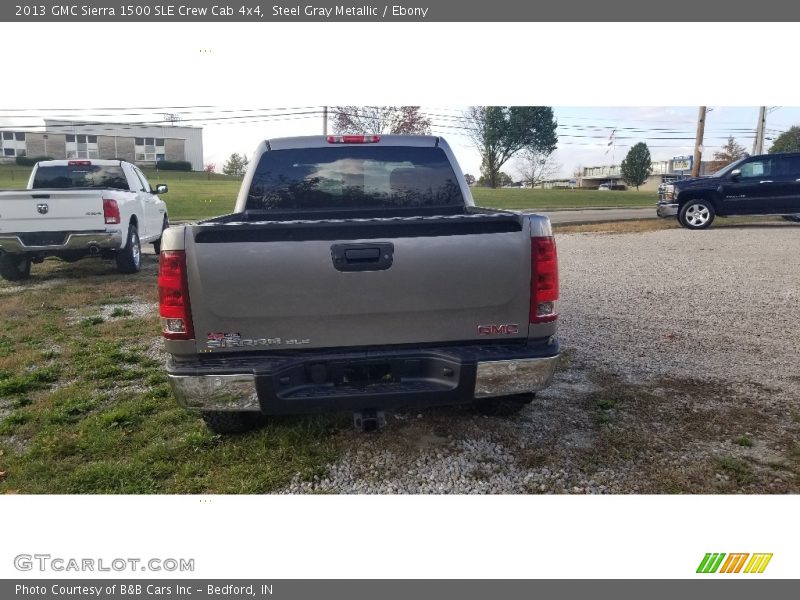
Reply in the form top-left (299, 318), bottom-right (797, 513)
top-left (656, 202), bottom-right (679, 218)
top-left (167, 340), bottom-right (560, 414)
top-left (0, 231), bottom-right (122, 253)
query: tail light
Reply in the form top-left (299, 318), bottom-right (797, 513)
top-left (158, 250), bottom-right (194, 340)
top-left (102, 199), bottom-right (120, 224)
top-left (530, 236), bottom-right (559, 323)
top-left (327, 135), bottom-right (380, 144)
top-left (68, 160), bottom-right (91, 166)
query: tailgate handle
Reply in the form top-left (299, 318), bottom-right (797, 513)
top-left (331, 243), bottom-right (394, 272)
top-left (345, 248), bottom-right (381, 262)
top-left (31, 194), bottom-right (51, 199)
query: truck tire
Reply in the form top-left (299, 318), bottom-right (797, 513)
top-left (473, 393), bottom-right (535, 416)
top-left (0, 253), bottom-right (32, 281)
top-left (678, 200), bottom-right (715, 230)
top-left (116, 224), bottom-right (141, 274)
top-left (201, 411), bottom-right (261, 434)
top-left (153, 216), bottom-right (169, 255)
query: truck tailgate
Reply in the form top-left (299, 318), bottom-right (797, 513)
top-left (0, 190), bottom-right (106, 233)
top-left (185, 214), bottom-right (531, 353)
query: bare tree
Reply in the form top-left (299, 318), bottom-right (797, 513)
top-left (710, 136), bottom-right (748, 171)
top-left (515, 149), bottom-right (561, 188)
top-left (332, 106), bottom-right (431, 135)
top-left (572, 165), bottom-right (583, 188)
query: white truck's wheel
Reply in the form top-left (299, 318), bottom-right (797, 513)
top-left (0, 254), bottom-right (32, 281)
top-left (116, 224), bottom-right (141, 274)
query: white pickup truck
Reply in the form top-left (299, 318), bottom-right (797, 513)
top-left (0, 159), bottom-right (170, 280)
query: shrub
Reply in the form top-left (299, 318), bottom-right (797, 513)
top-left (154, 160), bottom-right (191, 171)
top-left (15, 155), bottom-right (53, 166)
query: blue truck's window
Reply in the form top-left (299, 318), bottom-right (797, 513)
top-left (246, 146), bottom-right (463, 210)
top-left (32, 165), bottom-right (129, 190)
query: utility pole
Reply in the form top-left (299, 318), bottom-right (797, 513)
top-left (691, 106), bottom-right (706, 178)
top-left (752, 106), bottom-right (766, 155)
top-left (322, 106), bottom-right (328, 135)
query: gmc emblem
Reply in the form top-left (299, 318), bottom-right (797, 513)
top-left (478, 324), bottom-right (520, 335)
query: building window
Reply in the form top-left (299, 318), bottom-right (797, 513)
top-left (135, 137), bottom-right (166, 161)
top-left (65, 134), bottom-right (99, 159)
top-left (0, 131), bottom-right (27, 157)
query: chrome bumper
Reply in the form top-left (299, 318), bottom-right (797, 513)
top-left (0, 231), bottom-right (122, 253)
top-left (170, 374), bottom-right (261, 412)
top-left (169, 354), bottom-right (560, 412)
top-left (656, 202), bottom-right (679, 218)
top-left (473, 355), bottom-right (559, 398)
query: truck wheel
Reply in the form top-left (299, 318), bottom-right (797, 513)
top-left (201, 411), bottom-right (261, 434)
top-left (115, 224), bottom-right (141, 274)
top-left (153, 216), bottom-right (169, 255)
top-left (473, 393), bottom-right (535, 416)
top-left (0, 253), bottom-right (32, 281)
top-left (679, 200), bottom-right (715, 230)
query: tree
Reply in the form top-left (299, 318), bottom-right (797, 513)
top-left (769, 126), bottom-right (800, 154)
top-left (515, 148), bottom-right (561, 188)
top-left (204, 163), bottom-right (216, 180)
top-left (478, 171), bottom-right (512, 187)
top-left (710, 136), bottom-right (748, 171)
top-left (620, 142), bottom-right (652, 190)
top-left (464, 106), bottom-right (557, 188)
top-left (222, 153), bottom-right (248, 177)
top-left (463, 173), bottom-right (476, 186)
top-left (333, 106), bottom-right (431, 135)
top-left (572, 165), bottom-right (583, 188)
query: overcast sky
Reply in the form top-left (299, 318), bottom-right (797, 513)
top-left (2, 105), bottom-right (797, 178)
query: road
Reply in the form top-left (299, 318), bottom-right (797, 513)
top-left (535, 207), bottom-right (655, 225)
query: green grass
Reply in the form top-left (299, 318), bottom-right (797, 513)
top-left (0, 164), bottom-right (655, 222)
top-left (471, 187), bottom-right (655, 210)
top-left (735, 435), bottom-right (754, 448)
top-left (0, 257), bottom-right (341, 493)
top-left (717, 456), bottom-right (757, 485)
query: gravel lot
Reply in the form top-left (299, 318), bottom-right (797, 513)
top-left (284, 223), bottom-right (800, 494)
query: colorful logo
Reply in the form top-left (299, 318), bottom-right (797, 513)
top-left (697, 553), bottom-right (773, 574)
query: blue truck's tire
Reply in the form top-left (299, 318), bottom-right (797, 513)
top-left (679, 200), bottom-right (715, 230)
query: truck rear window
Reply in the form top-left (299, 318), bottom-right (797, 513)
top-left (246, 146), bottom-right (464, 211)
top-left (32, 165), bottom-right (129, 190)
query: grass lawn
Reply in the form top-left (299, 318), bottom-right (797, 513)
top-left (470, 187), bottom-right (655, 210)
top-left (1, 164), bottom-right (655, 221)
top-left (0, 257), bottom-right (341, 493)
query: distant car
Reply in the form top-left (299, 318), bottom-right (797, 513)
top-left (657, 152), bottom-right (800, 229)
top-left (597, 184), bottom-right (610, 191)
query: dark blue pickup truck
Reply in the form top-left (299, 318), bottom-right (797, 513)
top-left (657, 152), bottom-right (800, 229)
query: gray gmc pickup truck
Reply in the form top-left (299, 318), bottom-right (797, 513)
top-left (159, 135), bottom-right (560, 433)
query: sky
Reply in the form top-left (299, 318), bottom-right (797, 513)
top-left (2, 106), bottom-right (796, 179)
